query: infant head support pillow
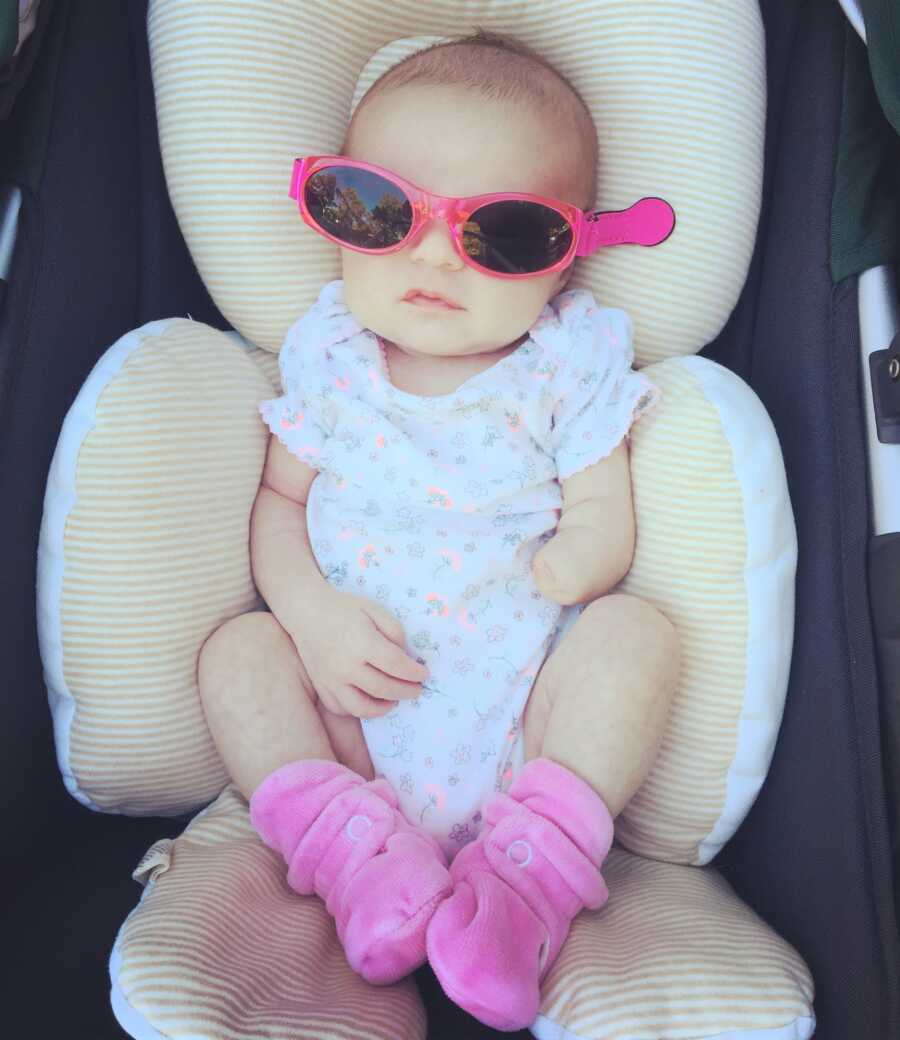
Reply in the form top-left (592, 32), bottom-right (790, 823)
top-left (41, 0), bottom-right (781, 862)
top-left (37, 3), bottom-right (814, 1039)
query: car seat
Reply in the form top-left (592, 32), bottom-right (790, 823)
top-left (0, 2), bottom-right (897, 1039)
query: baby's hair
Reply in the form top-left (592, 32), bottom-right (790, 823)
top-left (344, 29), bottom-right (598, 208)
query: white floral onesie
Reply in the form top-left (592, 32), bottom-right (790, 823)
top-left (260, 279), bottom-right (660, 858)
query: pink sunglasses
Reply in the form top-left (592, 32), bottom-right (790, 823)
top-left (289, 155), bottom-right (676, 280)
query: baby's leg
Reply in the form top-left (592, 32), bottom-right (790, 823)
top-left (198, 610), bottom-right (374, 801)
top-left (426, 594), bottom-right (678, 1026)
top-left (523, 592), bottom-right (679, 817)
top-left (200, 610), bottom-right (451, 986)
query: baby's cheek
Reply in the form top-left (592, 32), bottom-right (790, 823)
top-left (487, 272), bottom-right (562, 330)
top-left (341, 258), bottom-right (381, 327)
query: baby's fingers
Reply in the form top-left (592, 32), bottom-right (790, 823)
top-left (367, 636), bottom-right (429, 683)
top-left (335, 684), bottom-right (397, 720)
top-left (357, 599), bottom-right (407, 644)
top-left (358, 663), bottom-right (423, 702)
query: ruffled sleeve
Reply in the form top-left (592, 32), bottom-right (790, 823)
top-left (549, 299), bottom-right (660, 480)
top-left (259, 311), bottom-right (334, 470)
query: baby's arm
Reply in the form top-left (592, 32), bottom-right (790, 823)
top-left (251, 435), bottom-right (427, 717)
top-left (251, 435), bottom-right (330, 634)
top-left (532, 440), bottom-right (635, 606)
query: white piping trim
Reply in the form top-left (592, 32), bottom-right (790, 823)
top-left (681, 356), bottom-right (797, 863)
top-left (530, 1011), bottom-right (816, 1040)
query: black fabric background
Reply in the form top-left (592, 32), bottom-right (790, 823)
top-left (707, 3), bottom-right (899, 1035)
top-left (0, 2), bottom-right (898, 1037)
top-left (869, 530), bottom-right (900, 895)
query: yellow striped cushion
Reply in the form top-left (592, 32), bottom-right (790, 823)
top-left (618, 358), bottom-right (796, 865)
top-left (110, 786), bottom-right (813, 1040)
top-left (38, 319), bottom-right (795, 867)
top-left (38, 321), bottom-right (276, 815)
top-left (110, 786), bottom-right (427, 1040)
top-left (147, 0), bottom-right (764, 364)
top-left (537, 845), bottom-right (814, 1039)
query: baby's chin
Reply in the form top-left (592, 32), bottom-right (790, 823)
top-left (375, 316), bottom-right (526, 361)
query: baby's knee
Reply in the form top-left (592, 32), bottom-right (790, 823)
top-left (198, 611), bottom-right (286, 697)
top-left (583, 593), bottom-right (679, 658)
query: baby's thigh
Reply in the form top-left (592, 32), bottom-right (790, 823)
top-left (214, 611), bottom-right (375, 782)
top-left (522, 606), bottom-right (587, 759)
top-left (293, 650), bottom-right (376, 782)
top-left (315, 702), bottom-right (376, 781)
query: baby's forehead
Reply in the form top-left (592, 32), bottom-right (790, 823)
top-left (352, 75), bottom-right (575, 133)
top-left (346, 83), bottom-right (588, 202)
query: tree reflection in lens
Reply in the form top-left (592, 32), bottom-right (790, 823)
top-left (306, 170), bottom-right (412, 248)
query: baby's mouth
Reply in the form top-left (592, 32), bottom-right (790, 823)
top-left (402, 289), bottom-right (464, 311)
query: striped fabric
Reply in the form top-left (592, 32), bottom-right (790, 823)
top-left (110, 785), bottom-right (813, 1040)
top-left (617, 358), bottom-right (796, 865)
top-left (147, 0), bottom-right (764, 363)
top-left (536, 846), bottom-right (814, 1040)
top-left (40, 324), bottom-right (795, 861)
top-left (38, 6), bottom-right (810, 1035)
top-left (245, 340), bottom-right (281, 387)
top-left (38, 320), bottom-right (277, 815)
top-left (110, 786), bottom-right (428, 1040)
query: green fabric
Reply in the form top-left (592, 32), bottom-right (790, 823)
top-left (0, 1), bottom-right (18, 68)
top-left (864, 0), bottom-right (900, 135)
top-left (831, 22), bottom-right (900, 283)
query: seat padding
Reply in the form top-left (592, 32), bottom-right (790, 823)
top-left (147, 0), bottom-right (765, 362)
top-left (110, 786), bottom-right (427, 1040)
top-left (39, 323), bottom-right (796, 866)
top-left (111, 788), bottom-right (813, 1040)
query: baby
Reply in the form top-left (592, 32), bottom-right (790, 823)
top-left (198, 30), bottom-right (679, 1032)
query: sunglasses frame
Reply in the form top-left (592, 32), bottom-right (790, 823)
top-left (289, 155), bottom-right (676, 280)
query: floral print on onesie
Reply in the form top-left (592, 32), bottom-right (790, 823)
top-left (260, 279), bottom-right (660, 859)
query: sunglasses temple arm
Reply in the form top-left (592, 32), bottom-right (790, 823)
top-left (290, 158), bottom-right (310, 202)
top-left (575, 197), bottom-right (676, 255)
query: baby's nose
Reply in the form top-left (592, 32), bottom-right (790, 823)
top-left (406, 216), bottom-right (464, 272)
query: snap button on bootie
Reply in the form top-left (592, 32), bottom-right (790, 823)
top-left (425, 757), bottom-right (614, 1031)
top-left (249, 759), bottom-right (453, 985)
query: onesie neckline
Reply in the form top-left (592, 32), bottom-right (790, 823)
top-left (370, 331), bottom-right (533, 405)
top-left (312, 278), bottom-right (596, 413)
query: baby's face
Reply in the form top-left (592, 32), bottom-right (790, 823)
top-left (342, 84), bottom-right (582, 360)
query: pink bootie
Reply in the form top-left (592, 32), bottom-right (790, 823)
top-left (425, 757), bottom-right (614, 1031)
top-left (249, 759), bottom-right (453, 985)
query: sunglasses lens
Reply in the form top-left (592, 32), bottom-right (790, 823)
top-left (462, 201), bottom-right (573, 274)
top-left (304, 165), bottom-right (413, 249)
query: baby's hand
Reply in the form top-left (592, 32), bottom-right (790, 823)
top-left (532, 528), bottom-right (605, 606)
top-left (289, 586), bottom-right (429, 720)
